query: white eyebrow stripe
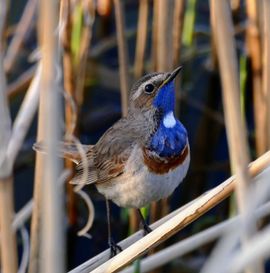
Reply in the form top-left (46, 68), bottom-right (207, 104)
top-left (131, 75), bottom-right (164, 101)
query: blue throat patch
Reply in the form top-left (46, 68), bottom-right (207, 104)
top-left (149, 81), bottom-right (187, 157)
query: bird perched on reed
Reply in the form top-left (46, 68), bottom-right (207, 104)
top-left (34, 66), bottom-right (190, 256)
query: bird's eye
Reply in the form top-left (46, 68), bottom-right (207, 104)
top-left (144, 84), bottom-right (155, 94)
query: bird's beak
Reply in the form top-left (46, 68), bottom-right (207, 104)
top-left (162, 66), bottom-right (183, 86)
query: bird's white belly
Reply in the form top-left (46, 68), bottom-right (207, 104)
top-left (96, 145), bottom-right (190, 208)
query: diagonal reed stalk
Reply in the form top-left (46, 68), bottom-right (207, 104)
top-left (6, 64), bottom-right (41, 166)
top-left (209, 1), bottom-right (263, 272)
top-left (4, 0), bottom-right (37, 73)
top-left (121, 198), bottom-right (270, 273)
top-left (69, 151), bottom-right (270, 273)
top-left (229, 227), bottom-right (270, 273)
top-left (7, 65), bottom-right (36, 98)
top-left (0, 1), bottom-right (18, 272)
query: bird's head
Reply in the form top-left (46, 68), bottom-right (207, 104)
top-left (129, 66), bottom-right (182, 115)
top-left (128, 67), bottom-right (187, 157)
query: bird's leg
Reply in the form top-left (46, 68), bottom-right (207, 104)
top-left (106, 199), bottom-right (122, 257)
top-left (137, 208), bottom-right (152, 235)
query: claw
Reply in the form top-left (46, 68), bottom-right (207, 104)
top-left (137, 209), bottom-right (152, 236)
top-left (108, 238), bottom-right (122, 257)
top-left (142, 223), bottom-right (152, 235)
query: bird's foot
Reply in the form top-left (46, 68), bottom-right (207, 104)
top-left (108, 238), bottom-right (122, 257)
top-left (142, 223), bottom-right (152, 235)
top-left (137, 208), bottom-right (152, 235)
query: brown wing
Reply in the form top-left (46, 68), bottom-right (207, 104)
top-left (74, 117), bottom-right (137, 185)
top-left (33, 141), bottom-right (91, 164)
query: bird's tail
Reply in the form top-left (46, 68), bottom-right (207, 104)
top-left (33, 141), bottom-right (91, 165)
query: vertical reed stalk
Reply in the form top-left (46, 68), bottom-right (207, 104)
top-left (230, 0), bottom-right (241, 13)
top-left (114, 0), bottom-right (129, 116)
top-left (172, 0), bottom-right (185, 69)
top-left (39, 0), bottom-right (64, 271)
top-left (132, 0), bottom-right (149, 232)
top-left (28, 143), bottom-right (44, 272)
top-left (156, 0), bottom-right (170, 71)
top-left (74, 0), bottom-right (95, 106)
top-left (134, 0), bottom-right (149, 79)
top-left (209, 0), bottom-right (218, 70)
top-left (60, 0), bottom-right (95, 226)
top-left (151, 0), bottom-right (158, 71)
top-left (0, 179), bottom-right (17, 273)
top-left (28, 73), bottom-right (46, 273)
top-left (246, 1), bottom-right (265, 156)
top-left (262, 0), bottom-right (270, 148)
top-left (210, 1), bottom-right (263, 273)
top-left (151, 0), bottom-right (174, 243)
top-left (172, 0), bottom-right (185, 115)
top-left (114, 0), bottom-right (135, 232)
top-left (182, 0), bottom-right (196, 47)
top-left (0, 1), bottom-right (18, 272)
top-left (150, 0), bottom-right (173, 235)
top-left (60, 0), bottom-right (77, 226)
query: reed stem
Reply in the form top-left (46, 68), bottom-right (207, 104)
top-left (121, 200), bottom-right (270, 273)
top-left (210, 1), bottom-right (263, 272)
top-left (60, 0), bottom-right (78, 227)
top-left (0, 1), bottom-right (18, 272)
top-left (114, 0), bottom-right (129, 116)
top-left (38, 0), bottom-right (65, 270)
top-left (4, 0), bottom-right (37, 73)
top-left (134, 0), bottom-right (149, 79)
top-left (172, 0), bottom-right (185, 69)
top-left (156, 0), bottom-right (171, 71)
top-left (246, 1), bottom-right (265, 156)
top-left (262, 0), bottom-right (270, 149)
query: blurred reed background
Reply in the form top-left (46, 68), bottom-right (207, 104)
top-left (1, 0), bottom-right (270, 273)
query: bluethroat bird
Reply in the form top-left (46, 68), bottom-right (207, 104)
top-left (34, 66), bottom-right (190, 256)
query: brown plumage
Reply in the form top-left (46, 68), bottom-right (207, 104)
top-left (34, 67), bottom-right (190, 209)
top-left (142, 144), bottom-right (189, 174)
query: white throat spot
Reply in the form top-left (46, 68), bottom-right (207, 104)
top-left (163, 111), bottom-right (176, 128)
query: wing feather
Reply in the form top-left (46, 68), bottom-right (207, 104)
top-left (33, 141), bottom-right (91, 164)
top-left (74, 118), bottom-right (136, 185)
